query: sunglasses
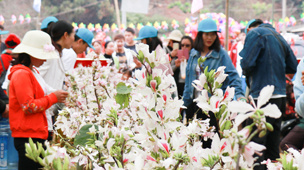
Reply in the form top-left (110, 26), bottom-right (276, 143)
top-left (181, 44), bottom-right (191, 48)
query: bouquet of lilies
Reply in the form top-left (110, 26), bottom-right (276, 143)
top-left (25, 43), bottom-right (283, 170)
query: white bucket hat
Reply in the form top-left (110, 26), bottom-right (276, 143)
top-left (13, 30), bottom-right (58, 60)
top-left (166, 30), bottom-right (183, 42)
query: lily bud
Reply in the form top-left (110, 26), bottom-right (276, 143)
top-left (256, 109), bottom-right (264, 116)
top-left (258, 130), bottom-right (267, 138)
top-left (150, 80), bottom-right (157, 92)
top-left (265, 122), bottom-right (274, 132)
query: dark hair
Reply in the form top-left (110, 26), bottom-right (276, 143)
top-left (249, 19), bottom-right (263, 28)
top-left (121, 68), bottom-right (132, 75)
top-left (12, 53), bottom-right (31, 67)
top-left (50, 20), bottom-right (74, 52)
top-left (114, 34), bottom-right (125, 41)
top-left (74, 34), bottom-right (81, 42)
top-left (0, 25), bottom-right (4, 30)
top-left (125, 27), bottom-right (135, 35)
top-left (145, 37), bottom-right (163, 53)
top-left (6, 41), bottom-right (18, 48)
top-left (41, 22), bottom-right (55, 35)
top-left (193, 32), bottom-right (221, 52)
top-left (181, 35), bottom-right (194, 49)
top-left (104, 41), bottom-right (112, 49)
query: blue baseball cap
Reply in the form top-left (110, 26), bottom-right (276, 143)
top-left (245, 19), bottom-right (256, 34)
top-left (134, 26), bottom-right (158, 40)
top-left (198, 18), bottom-right (220, 32)
top-left (0, 30), bottom-right (9, 35)
top-left (41, 16), bottom-right (58, 29)
top-left (76, 28), bottom-right (95, 50)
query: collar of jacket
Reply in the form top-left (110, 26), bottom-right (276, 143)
top-left (193, 49), bottom-right (220, 59)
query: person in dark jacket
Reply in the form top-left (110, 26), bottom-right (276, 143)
top-left (240, 19), bottom-right (298, 170)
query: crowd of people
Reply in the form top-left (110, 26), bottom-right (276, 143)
top-left (0, 15), bottom-right (302, 170)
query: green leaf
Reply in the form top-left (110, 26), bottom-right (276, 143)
top-left (116, 82), bottom-right (132, 94)
top-left (137, 51), bottom-right (145, 63)
top-left (115, 82), bottom-right (132, 109)
top-left (115, 94), bottom-right (130, 109)
top-left (154, 76), bottom-right (161, 86)
top-left (74, 124), bottom-right (100, 146)
top-left (204, 66), bottom-right (209, 76)
top-left (146, 73), bottom-right (152, 86)
top-left (209, 69), bottom-right (215, 77)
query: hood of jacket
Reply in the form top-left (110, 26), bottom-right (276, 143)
top-left (8, 64), bottom-right (32, 81)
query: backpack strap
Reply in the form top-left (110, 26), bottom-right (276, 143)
top-left (0, 57), bottom-right (6, 72)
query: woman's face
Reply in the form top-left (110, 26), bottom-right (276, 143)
top-left (105, 42), bottom-right (114, 55)
top-left (30, 56), bottom-right (46, 68)
top-left (181, 39), bottom-right (192, 51)
top-left (63, 30), bottom-right (75, 49)
top-left (202, 32), bottom-right (217, 48)
top-left (93, 42), bottom-right (102, 54)
top-left (140, 39), bottom-right (147, 44)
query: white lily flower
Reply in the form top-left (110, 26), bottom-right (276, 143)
top-left (243, 142), bottom-right (266, 166)
top-left (132, 68), bottom-right (147, 86)
top-left (154, 45), bottom-right (168, 65)
top-left (192, 73), bottom-right (207, 91)
top-left (214, 66), bottom-right (228, 85)
top-left (161, 158), bottom-right (176, 169)
top-left (287, 148), bottom-right (304, 169)
top-left (228, 85), bottom-right (281, 127)
top-left (135, 43), bottom-right (150, 58)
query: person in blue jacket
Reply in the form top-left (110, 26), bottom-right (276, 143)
top-left (240, 19), bottom-right (297, 170)
top-left (182, 18), bottom-right (244, 147)
top-left (280, 58), bottom-right (304, 152)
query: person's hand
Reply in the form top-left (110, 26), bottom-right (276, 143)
top-left (2, 104), bottom-right (9, 118)
top-left (295, 113), bottom-right (299, 119)
top-left (175, 58), bottom-right (181, 67)
top-left (171, 49), bottom-right (178, 57)
top-left (53, 90), bottom-right (69, 103)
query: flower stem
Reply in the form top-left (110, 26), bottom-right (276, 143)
top-left (92, 70), bottom-right (101, 113)
top-left (236, 128), bottom-right (261, 170)
top-left (210, 159), bottom-right (221, 170)
top-left (120, 140), bottom-right (125, 168)
top-left (173, 160), bottom-right (182, 170)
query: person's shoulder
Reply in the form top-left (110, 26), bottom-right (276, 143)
top-left (190, 48), bottom-right (198, 54)
top-left (253, 24), bottom-right (275, 34)
top-left (62, 48), bottom-right (76, 56)
top-left (10, 66), bottom-right (31, 80)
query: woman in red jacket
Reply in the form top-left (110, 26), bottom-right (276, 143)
top-left (9, 30), bottom-right (68, 170)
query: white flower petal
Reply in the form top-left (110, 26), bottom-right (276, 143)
top-left (261, 104), bottom-right (282, 118)
top-left (106, 138), bottom-right (115, 151)
top-left (248, 141), bottom-right (266, 151)
top-left (228, 101), bottom-right (254, 113)
top-left (257, 85), bottom-right (274, 108)
top-left (196, 102), bottom-right (212, 112)
top-left (234, 112), bottom-right (254, 127)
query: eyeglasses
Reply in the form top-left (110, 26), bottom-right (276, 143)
top-left (181, 44), bottom-right (191, 48)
